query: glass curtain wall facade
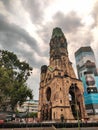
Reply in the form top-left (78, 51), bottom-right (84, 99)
top-left (75, 46), bottom-right (98, 116)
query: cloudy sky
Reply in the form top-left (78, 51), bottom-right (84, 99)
top-left (0, 0), bottom-right (98, 100)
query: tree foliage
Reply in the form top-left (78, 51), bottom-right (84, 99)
top-left (0, 50), bottom-right (33, 111)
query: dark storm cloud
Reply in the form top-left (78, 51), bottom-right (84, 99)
top-left (16, 49), bottom-right (46, 68)
top-left (0, 0), bottom-right (10, 8)
top-left (53, 11), bottom-right (83, 33)
top-left (21, 0), bottom-right (51, 24)
top-left (21, 0), bottom-right (43, 24)
top-left (0, 0), bottom-right (51, 25)
top-left (0, 0), bottom-right (14, 13)
top-left (37, 11), bottom-right (84, 50)
top-left (37, 10), bottom-right (94, 65)
top-left (0, 13), bottom-right (47, 68)
top-left (0, 0), bottom-right (50, 69)
top-left (36, 24), bottom-right (53, 57)
top-left (0, 14), bottom-right (39, 52)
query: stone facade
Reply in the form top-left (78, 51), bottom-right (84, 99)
top-left (38, 27), bottom-right (87, 122)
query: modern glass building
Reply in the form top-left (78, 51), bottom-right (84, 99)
top-left (75, 46), bottom-right (98, 117)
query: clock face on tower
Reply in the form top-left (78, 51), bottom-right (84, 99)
top-left (46, 87), bottom-right (51, 101)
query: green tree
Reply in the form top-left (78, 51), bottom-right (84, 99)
top-left (0, 50), bottom-right (33, 111)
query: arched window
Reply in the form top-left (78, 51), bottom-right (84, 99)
top-left (46, 87), bottom-right (51, 101)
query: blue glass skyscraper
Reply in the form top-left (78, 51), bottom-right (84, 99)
top-left (75, 46), bottom-right (98, 119)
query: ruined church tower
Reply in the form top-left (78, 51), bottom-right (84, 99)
top-left (38, 27), bottom-right (86, 122)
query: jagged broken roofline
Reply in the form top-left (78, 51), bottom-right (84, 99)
top-left (52, 27), bottom-right (65, 38)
